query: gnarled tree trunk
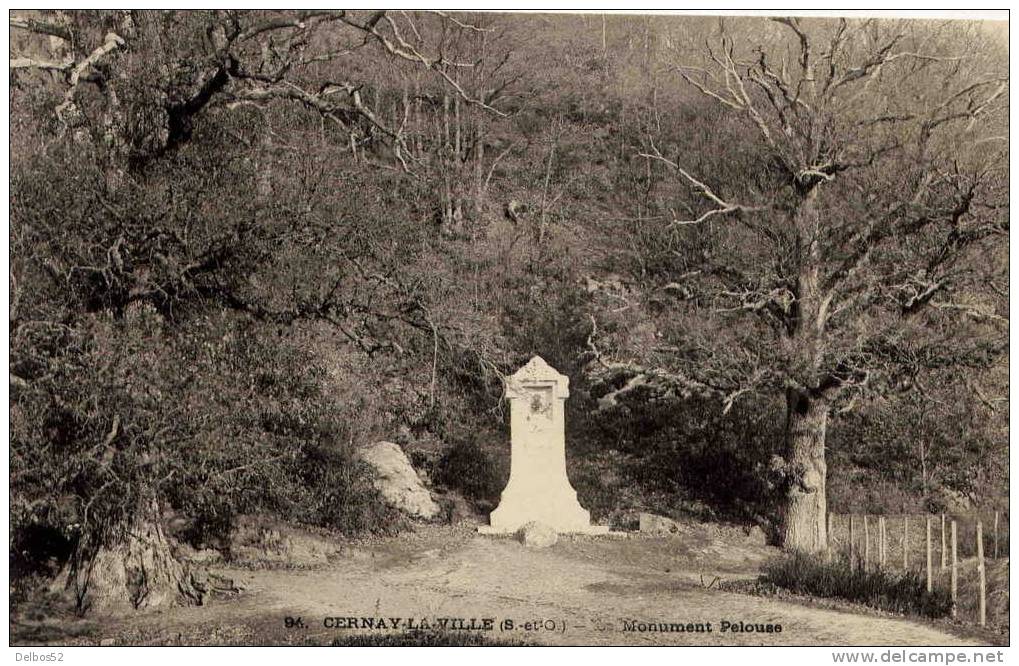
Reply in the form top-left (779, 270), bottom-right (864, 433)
top-left (780, 388), bottom-right (828, 552)
top-left (55, 499), bottom-right (203, 613)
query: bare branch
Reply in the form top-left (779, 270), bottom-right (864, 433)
top-left (930, 301), bottom-right (1008, 326)
top-left (674, 66), bottom-right (742, 109)
top-left (10, 56), bottom-right (73, 71)
top-left (430, 11), bottom-right (494, 33)
top-left (927, 79), bottom-right (1008, 132)
top-left (10, 16), bottom-right (72, 41)
top-left (55, 31), bottom-right (126, 124)
top-left (771, 17), bottom-right (811, 81)
top-left (299, 48), bottom-right (359, 65)
top-left (966, 379), bottom-right (1006, 412)
top-left (237, 10), bottom-right (345, 42)
top-left (638, 144), bottom-right (770, 225)
top-left (831, 33), bottom-right (904, 90)
top-left (483, 140), bottom-right (519, 193)
top-left (229, 80), bottom-right (416, 175)
top-left (718, 287), bottom-right (795, 315)
top-left (721, 385), bottom-right (752, 415)
top-left (674, 50), bottom-right (778, 150)
top-left (340, 12), bottom-right (509, 117)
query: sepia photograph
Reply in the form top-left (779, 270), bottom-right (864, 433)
top-left (6, 6), bottom-right (1010, 657)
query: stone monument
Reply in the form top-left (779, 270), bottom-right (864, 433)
top-left (479, 356), bottom-right (608, 535)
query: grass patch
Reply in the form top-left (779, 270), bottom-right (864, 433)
top-left (762, 552), bottom-right (953, 619)
top-left (330, 631), bottom-right (534, 646)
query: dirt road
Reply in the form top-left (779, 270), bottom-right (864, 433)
top-left (90, 525), bottom-right (984, 646)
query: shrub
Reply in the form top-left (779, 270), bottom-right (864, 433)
top-left (568, 460), bottom-right (618, 524)
top-left (434, 436), bottom-right (505, 502)
top-left (295, 442), bottom-right (405, 536)
top-left (762, 552), bottom-right (954, 619)
top-left (589, 390), bottom-right (782, 525)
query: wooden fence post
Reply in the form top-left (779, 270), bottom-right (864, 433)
top-left (977, 520), bottom-right (986, 627)
top-left (826, 512), bottom-right (832, 561)
top-left (903, 515), bottom-right (909, 569)
top-left (950, 520), bottom-right (958, 618)
top-left (850, 515), bottom-right (856, 570)
top-left (885, 517), bottom-right (890, 566)
top-left (993, 511), bottom-right (999, 560)
top-left (879, 517), bottom-right (887, 568)
top-left (864, 515), bottom-right (870, 572)
top-left (925, 515), bottom-right (933, 593)
top-left (941, 513), bottom-right (947, 571)
top-left (877, 516), bottom-right (882, 567)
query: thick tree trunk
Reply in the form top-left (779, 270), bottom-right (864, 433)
top-left (778, 185), bottom-right (831, 553)
top-left (55, 500), bottom-right (203, 613)
top-left (780, 389), bottom-right (828, 552)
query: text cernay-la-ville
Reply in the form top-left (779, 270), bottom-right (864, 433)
top-left (323, 617), bottom-right (496, 631)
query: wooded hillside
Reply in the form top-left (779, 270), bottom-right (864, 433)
top-left (9, 11), bottom-right (1008, 611)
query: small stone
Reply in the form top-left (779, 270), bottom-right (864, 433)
top-left (639, 512), bottom-right (684, 536)
top-left (744, 525), bottom-right (768, 546)
top-left (517, 521), bottom-right (558, 548)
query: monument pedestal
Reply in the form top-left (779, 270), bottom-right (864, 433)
top-left (479, 356), bottom-right (608, 536)
top-left (478, 485), bottom-right (609, 535)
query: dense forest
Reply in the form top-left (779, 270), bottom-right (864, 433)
top-left (9, 11), bottom-right (1008, 612)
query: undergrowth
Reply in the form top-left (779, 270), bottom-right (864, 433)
top-left (756, 552), bottom-right (954, 618)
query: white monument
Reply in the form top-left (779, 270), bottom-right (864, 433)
top-left (479, 356), bottom-right (608, 535)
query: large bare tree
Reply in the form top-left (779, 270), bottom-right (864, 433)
top-left (631, 17), bottom-right (1007, 551)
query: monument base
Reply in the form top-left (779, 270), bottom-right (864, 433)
top-left (478, 483), bottom-right (609, 535)
top-left (480, 356), bottom-right (609, 538)
top-left (477, 524), bottom-right (610, 535)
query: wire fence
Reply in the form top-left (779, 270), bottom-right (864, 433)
top-left (827, 511), bottom-right (1008, 626)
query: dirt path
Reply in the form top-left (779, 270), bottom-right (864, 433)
top-left (91, 525), bottom-right (984, 647)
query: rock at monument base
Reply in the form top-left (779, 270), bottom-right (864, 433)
top-left (517, 521), bottom-right (558, 548)
top-left (358, 441), bottom-right (440, 520)
top-left (638, 512), bottom-right (687, 536)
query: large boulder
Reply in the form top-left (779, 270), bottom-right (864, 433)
top-left (358, 441), bottom-right (440, 520)
top-left (517, 521), bottom-right (558, 548)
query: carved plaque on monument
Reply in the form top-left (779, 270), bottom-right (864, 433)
top-left (479, 356), bottom-right (608, 535)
